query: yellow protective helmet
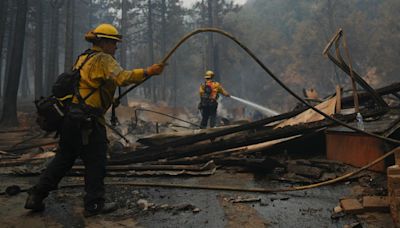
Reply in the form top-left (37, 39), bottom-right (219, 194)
top-left (204, 70), bottom-right (214, 79)
top-left (85, 23), bottom-right (122, 42)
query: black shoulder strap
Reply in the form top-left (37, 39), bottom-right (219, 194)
top-left (74, 50), bottom-right (106, 110)
top-left (73, 49), bottom-right (97, 71)
top-left (74, 50), bottom-right (98, 102)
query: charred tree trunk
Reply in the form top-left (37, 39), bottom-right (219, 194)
top-left (0, 0), bottom-right (9, 97)
top-left (45, 0), bottom-right (63, 95)
top-left (34, 0), bottom-right (44, 99)
top-left (0, 0), bottom-right (28, 127)
top-left (64, 0), bottom-right (75, 72)
top-left (20, 48), bottom-right (29, 98)
top-left (3, 3), bottom-right (16, 99)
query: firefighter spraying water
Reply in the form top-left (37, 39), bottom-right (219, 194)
top-left (198, 70), bottom-right (230, 128)
top-left (197, 70), bottom-right (280, 128)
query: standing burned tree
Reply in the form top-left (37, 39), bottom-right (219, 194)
top-left (0, 0), bottom-right (28, 127)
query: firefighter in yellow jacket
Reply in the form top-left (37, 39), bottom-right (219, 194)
top-left (199, 70), bottom-right (230, 128)
top-left (25, 24), bottom-right (164, 216)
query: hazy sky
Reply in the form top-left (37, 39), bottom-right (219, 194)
top-left (181, 0), bottom-right (247, 8)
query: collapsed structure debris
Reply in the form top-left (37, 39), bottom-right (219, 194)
top-left (1, 79), bottom-right (398, 180)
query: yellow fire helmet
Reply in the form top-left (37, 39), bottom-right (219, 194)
top-left (85, 24), bottom-right (122, 42)
top-left (204, 70), bottom-right (214, 79)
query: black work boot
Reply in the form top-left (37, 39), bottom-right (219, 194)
top-left (84, 202), bottom-right (118, 217)
top-left (24, 191), bottom-right (46, 212)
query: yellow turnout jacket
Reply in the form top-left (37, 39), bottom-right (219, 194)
top-left (199, 79), bottom-right (229, 101)
top-left (72, 46), bottom-right (146, 116)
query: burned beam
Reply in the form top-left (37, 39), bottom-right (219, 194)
top-left (341, 83), bottom-right (400, 107)
top-left (72, 162), bottom-right (214, 172)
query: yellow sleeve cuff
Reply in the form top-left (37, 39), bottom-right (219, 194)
top-left (133, 68), bottom-right (145, 77)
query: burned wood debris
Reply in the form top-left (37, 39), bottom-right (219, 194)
top-left (2, 81), bottom-right (400, 183)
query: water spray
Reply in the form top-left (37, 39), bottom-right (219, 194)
top-left (230, 95), bottom-right (279, 116)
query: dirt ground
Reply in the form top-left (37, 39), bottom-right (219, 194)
top-left (0, 170), bottom-right (393, 228)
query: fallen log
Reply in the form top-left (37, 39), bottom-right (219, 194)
top-left (4, 140), bottom-right (58, 153)
top-left (0, 128), bottom-right (32, 133)
top-left (72, 160), bottom-right (216, 172)
top-left (0, 159), bottom-right (45, 167)
top-left (0, 152), bottom-right (55, 167)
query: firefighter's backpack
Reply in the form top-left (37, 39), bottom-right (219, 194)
top-left (34, 50), bottom-right (97, 132)
top-left (34, 96), bottom-right (68, 132)
top-left (199, 82), bottom-right (216, 109)
top-left (204, 82), bottom-right (213, 98)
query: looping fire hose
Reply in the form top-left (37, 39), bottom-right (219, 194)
top-left (105, 28), bottom-right (398, 193)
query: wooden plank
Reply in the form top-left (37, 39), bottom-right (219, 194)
top-left (0, 128), bottom-right (31, 133)
top-left (340, 198), bottom-right (364, 213)
top-left (72, 161), bottom-right (215, 172)
top-left (336, 85), bottom-right (341, 113)
top-left (362, 196), bottom-right (389, 212)
top-left (388, 165), bottom-right (400, 175)
top-left (4, 140), bottom-right (58, 152)
top-left (275, 96), bottom-right (337, 128)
